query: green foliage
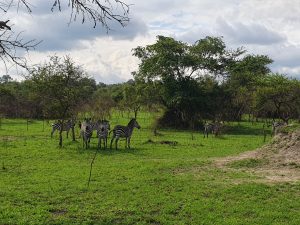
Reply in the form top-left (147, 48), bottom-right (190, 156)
top-left (132, 36), bottom-right (278, 125)
top-left (254, 74), bottom-right (300, 121)
top-left (28, 55), bottom-right (96, 119)
top-left (230, 158), bottom-right (269, 168)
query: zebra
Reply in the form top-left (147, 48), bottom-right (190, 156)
top-left (203, 121), bottom-right (223, 138)
top-left (203, 122), bottom-right (214, 138)
top-left (51, 119), bottom-right (75, 138)
top-left (97, 120), bottom-right (110, 149)
top-left (91, 120), bottom-right (101, 132)
top-left (271, 121), bottom-right (287, 136)
top-left (110, 118), bottom-right (141, 150)
top-left (80, 118), bottom-right (93, 149)
top-left (213, 121), bottom-right (223, 136)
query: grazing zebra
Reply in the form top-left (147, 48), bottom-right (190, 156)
top-left (110, 118), bottom-right (141, 150)
top-left (51, 119), bottom-right (75, 138)
top-left (80, 118), bottom-right (93, 149)
top-left (97, 120), bottom-right (110, 149)
top-left (272, 121), bottom-right (287, 136)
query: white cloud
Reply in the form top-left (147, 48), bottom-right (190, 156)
top-left (1, 0), bottom-right (300, 82)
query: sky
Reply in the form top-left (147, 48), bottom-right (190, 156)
top-left (2, 0), bottom-right (300, 83)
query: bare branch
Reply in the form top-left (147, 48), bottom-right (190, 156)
top-left (0, 27), bottom-right (41, 70)
top-left (0, 0), bottom-right (130, 72)
top-left (51, 0), bottom-right (130, 29)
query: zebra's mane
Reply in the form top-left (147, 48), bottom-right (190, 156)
top-left (127, 118), bottom-right (136, 127)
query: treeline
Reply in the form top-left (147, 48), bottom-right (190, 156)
top-left (1, 36), bottom-right (300, 129)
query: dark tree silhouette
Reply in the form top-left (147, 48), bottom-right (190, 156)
top-left (0, 0), bottom-right (130, 70)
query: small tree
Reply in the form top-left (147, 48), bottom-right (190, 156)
top-left (29, 55), bottom-right (96, 147)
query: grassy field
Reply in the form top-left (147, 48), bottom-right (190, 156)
top-left (0, 114), bottom-right (300, 224)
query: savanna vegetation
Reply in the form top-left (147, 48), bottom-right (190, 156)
top-left (1, 35), bottom-right (300, 224)
top-left (1, 115), bottom-right (300, 224)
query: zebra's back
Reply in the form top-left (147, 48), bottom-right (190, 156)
top-left (113, 125), bottom-right (130, 138)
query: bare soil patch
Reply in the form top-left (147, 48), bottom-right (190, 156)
top-left (0, 136), bottom-right (19, 141)
top-left (215, 130), bottom-right (300, 183)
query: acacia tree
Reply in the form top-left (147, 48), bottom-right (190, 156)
top-left (254, 74), bottom-right (300, 123)
top-left (29, 55), bottom-right (96, 147)
top-left (0, 0), bottom-right (130, 70)
top-left (132, 35), bottom-right (244, 127)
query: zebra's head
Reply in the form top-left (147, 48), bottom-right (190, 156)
top-left (128, 118), bottom-right (141, 129)
top-left (81, 118), bottom-right (92, 131)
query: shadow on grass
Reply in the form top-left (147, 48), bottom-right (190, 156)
top-left (76, 144), bottom-right (146, 156)
top-left (226, 124), bottom-right (271, 136)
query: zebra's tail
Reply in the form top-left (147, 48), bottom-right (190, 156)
top-left (108, 129), bottom-right (114, 137)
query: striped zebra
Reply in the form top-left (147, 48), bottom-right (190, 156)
top-left (51, 119), bottom-right (75, 138)
top-left (203, 121), bottom-right (223, 138)
top-left (110, 118), bottom-right (141, 150)
top-left (272, 121), bottom-right (287, 136)
top-left (80, 118), bottom-right (93, 149)
top-left (97, 120), bottom-right (110, 149)
top-left (203, 122), bottom-right (214, 138)
top-left (91, 120), bottom-right (101, 132)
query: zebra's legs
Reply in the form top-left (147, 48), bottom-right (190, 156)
top-left (115, 137), bottom-right (119, 150)
top-left (98, 137), bottom-right (101, 149)
top-left (128, 137), bottom-right (131, 149)
top-left (67, 130), bottom-right (69, 138)
top-left (87, 137), bottom-right (91, 149)
top-left (110, 136), bottom-right (115, 149)
top-left (104, 138), bottom-right (107, 149)
top-left (125, 138), bottom-right (128, 148)
top-left (51, 128), bottom-right (56, 138)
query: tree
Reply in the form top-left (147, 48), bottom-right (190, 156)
top-left (90, 88), bottom-right (116, 120)
top-left (28, 55), bottom-right (96, 147)
top-left (225, 54), bottom-right (273, 121)
top-left (0, 74), bottom-right (12, 83)
top-left (0, 0), bottom-right (130, 70)
top-left (254, 74), bottom-right (300, 123)
top-left (132, 35), bottom-right (244, 127)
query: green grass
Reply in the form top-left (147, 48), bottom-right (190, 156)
top-left (0, 114), bottom-right (300, 224)
top-left (229, 158), bottom-right (269, 169)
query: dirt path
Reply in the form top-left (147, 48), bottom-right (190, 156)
top-left (215, 131), bottom-right (300, 183)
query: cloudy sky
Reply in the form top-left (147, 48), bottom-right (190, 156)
top-left (2, 0), bottom-right (300, 83)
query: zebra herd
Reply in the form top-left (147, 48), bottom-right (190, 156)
top-left (203, 120), bottom-right (288, 138)
top-left (51, 118), bottom-right (141, 149)
top-left (51, 118), bottom-right (288, 149)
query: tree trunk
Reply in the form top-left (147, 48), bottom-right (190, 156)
top-left (72, 126), bottom-right (75, 141)
top-left (59, 120), bottom-right (63, 147)
top-left (134, 110), bottom-right (138, 119)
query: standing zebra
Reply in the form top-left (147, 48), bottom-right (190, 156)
top-left (91, 120), bottom-right (101, 132)
top-left (203, 122), bottom-right (214, 138)
top-left (80, 118), bottom-right (93, 149)
top-left (110, 118), bottom-right (141, 150)
top-left (51, 119), bottom-right (75, 138)
top-left (203, 121), bottom-right (223, 138)
top-left (272, 121), bottom-right (287, 136)
top-left (97, 120), bottom-right (110, 149)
